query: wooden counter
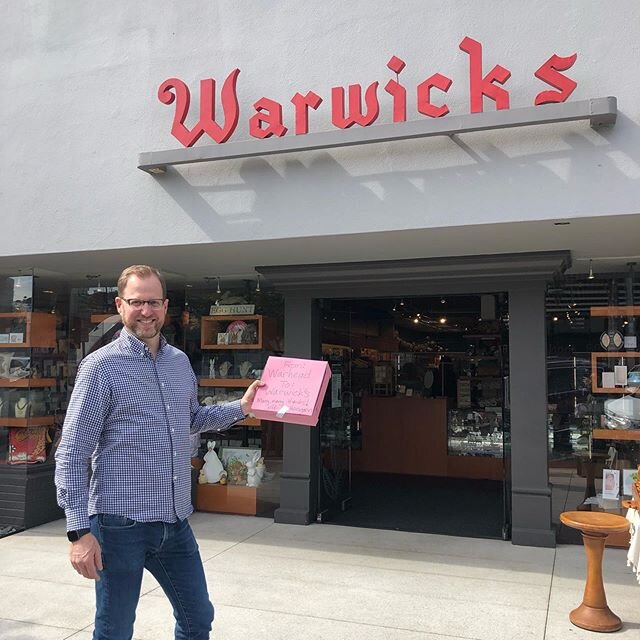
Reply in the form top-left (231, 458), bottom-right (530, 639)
top-left (351, 396), bottom-right (503, 480)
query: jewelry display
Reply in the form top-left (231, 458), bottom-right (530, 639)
top-left (239, 360), bottom-right (253, 378)
top-left (218, 361), bottom-right (232, 378)
top-left (14, 396), bottom-right (31, 419)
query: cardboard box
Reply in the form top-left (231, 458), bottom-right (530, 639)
top-left (251, 356), bottom-right (331, 426)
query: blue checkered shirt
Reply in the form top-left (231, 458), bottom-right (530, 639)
top-left (55, 327), bottom-right (245, 531)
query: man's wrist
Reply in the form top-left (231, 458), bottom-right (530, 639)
top-left (67, 528), bottom-right (91, 542)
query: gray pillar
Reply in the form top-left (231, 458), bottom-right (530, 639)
top-left (509, 282), bottom-right (554, 547)
top-left (273, 294), bottom-right (320, 525)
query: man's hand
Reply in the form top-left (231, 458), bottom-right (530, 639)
top-left (70, 532), bottom-right (103, 581)
top-left (241, 379), bottom-right (265, 416)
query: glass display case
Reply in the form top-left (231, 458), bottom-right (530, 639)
top-left (447, 409), bottom-right (503, 457)
top-left (446, 334), bottom-right (506, 458)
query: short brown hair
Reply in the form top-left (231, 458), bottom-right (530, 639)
top-left (117, 265), bottom-right (167, 299)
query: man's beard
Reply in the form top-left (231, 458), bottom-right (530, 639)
top-left (128, 319), bottom-right (160, 340)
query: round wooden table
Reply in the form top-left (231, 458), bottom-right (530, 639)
top-left (560, 511), bottom-right (630, 633)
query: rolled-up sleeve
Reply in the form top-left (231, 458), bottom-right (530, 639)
top-left (54, 356), bottom-right (111, 531)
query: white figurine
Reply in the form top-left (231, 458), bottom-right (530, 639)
top-left (256, 457), bottom-right (266, 482)
top-left (202, 441), bottom-right (226, 484)
top-left (208, 357), bottom-right (216, 379)
top-left (246, 451), bottom-right (262, 488)
top-left (219, 361), bottom-right (232, 378)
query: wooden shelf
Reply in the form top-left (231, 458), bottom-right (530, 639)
top-left (590, 306), bottom-right (640, 317)
top-left (199, 378), bottom-right (255, 387)
top-left (0, 312), bottom-right (56, 348)
top-left (592, 429), bottom-right (640, 441)
top-left (591, 351), bottom-right (640, 393)
top-left (195, 483), bottom-right (257, 515)
top-left (0, 378), bottom-right (56, 388)
top-left (0, 416), bottom-right (54, 428)
top-left (90, 314), bottom-right (120, 324)
top-left (201, 314), bottom-right (275, 350)
top-left (237, 417), bottom-right (261, 427)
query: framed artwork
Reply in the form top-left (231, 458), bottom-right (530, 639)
top-left (602, 469), bottom-right (620, 500)
top-left (622, 468), bottom-right (638, 496)
top-left (220, 447), bottom-right (261, 485)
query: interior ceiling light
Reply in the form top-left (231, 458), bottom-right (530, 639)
top-left (588, 259), bottom-right (595, 280)
top-left (255, 275), bottom-right (261, 292)
top-left (439, 317), bottom-right (447, 324)
top-left (440, 298), bottom-right (446, 304)
top-left (399, 299), bottom-right (405, 306)
top-left (216, 276), bottom-right (221, 294)
top-left (413, 317), bottom-right (419, 324)
top-left (553, 316), bottom-right (559, 321)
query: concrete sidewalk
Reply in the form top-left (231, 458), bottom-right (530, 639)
top-left (0, 513), bottom-right (638, 639)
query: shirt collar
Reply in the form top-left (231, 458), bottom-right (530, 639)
top-left (120, 326), bottom-right (168, 357)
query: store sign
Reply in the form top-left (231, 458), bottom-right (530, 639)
top-left (157, 36), bottom-right (578, 148)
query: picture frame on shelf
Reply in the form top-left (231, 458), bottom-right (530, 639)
top-left (614, 365), bottom-right (628, 387)
top-left (602, 468), bottom-right (620, 500)
top-left (9, 332), bottom-right (24, 344)
top-left (0, 334), bottom-right (9, 343)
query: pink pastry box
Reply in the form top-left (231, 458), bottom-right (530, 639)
top-left (250, 356), bottom-right (332, 426)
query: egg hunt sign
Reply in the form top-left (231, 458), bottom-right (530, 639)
top-left (156, 36), bottom-right (578, 147)
top-left (251, 356), bottom-right (332, 427)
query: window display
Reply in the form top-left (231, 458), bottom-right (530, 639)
top-left (547, 273), bottom-right (639, 544)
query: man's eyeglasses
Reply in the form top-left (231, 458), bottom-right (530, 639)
top-left (123, 298), bottom-right (165, 310)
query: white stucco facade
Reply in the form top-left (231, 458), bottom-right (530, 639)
top-left (2, 1), bottom-right (639, 276)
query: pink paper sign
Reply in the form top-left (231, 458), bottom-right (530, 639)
top-left (250, 356), bottom-right (331, 426)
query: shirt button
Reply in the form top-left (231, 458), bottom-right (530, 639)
top-left (166, 405), bottom-right (170, 410)
top-left (173, 451), bottom-right (177, 457)
top-left (173, 475), bottom-right (177, 481)
top-left (171, 428), bottom-right (175, 433)
top-left (162, 383), bottom-right (165, 387)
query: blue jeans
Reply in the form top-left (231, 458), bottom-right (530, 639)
top-left (89, 514), bottom-right (214, 640)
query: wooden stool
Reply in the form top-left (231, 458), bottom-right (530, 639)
top-left (560, 511), bottom-right (630, 632)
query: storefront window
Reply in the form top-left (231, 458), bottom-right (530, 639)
top-left (547, 270), bottom-right (639, 541)
top-left (184, 278), bottom-right (284, 517)
top-left (0, 270), bottom-right (64, 537)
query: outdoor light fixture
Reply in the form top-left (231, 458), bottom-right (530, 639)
top-left (439, 317), bottom-right (447, 324)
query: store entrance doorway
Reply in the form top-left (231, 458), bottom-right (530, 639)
top-left (318, 294), bottom-right (511, 539)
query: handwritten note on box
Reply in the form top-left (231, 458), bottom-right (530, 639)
top-left (250, 356), bottom-right (331, 426)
